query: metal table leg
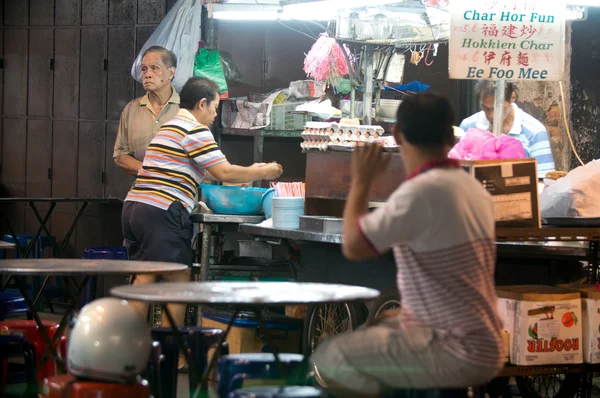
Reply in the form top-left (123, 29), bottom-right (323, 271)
top-left (56, 202), bottom-right (88, 257)
top-left (253, 309), bottom-right (308, 387)
top-left (589, 240), bottom-right (599, 283)
top-left (253, 134), bottom-right (264, 187)
top-left (11, 275), bottom-right (89, 375)
top-left (29, 202), bottom-right (59, 257)
top-left (200, 224), bottom-right (213, 282)
top-left (31, 275), bottom-right (90, 374)
top-left (193, 308), bottom-right (240, 398)
top-left (0, 212), bottom-right (25, 254)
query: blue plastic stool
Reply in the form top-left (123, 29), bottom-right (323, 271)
top-left (0, 334), bottom-right (37, 396)
top-left (3, 234), bottom-right (61, 312)
top-left (3, 233), bottom-right (54, 259)
top-left (148, 326), bottom-right (228, 398)
top-left (202, 308), bottom-right (303, 354)
top-left (229, 386), bottom-right (325, 398)
top-left (0, 289), bottom-right (28, 321)
top-left (217, 353), bottom-right (307, 398)
top-left (81, 247), bottom-right (128, 307)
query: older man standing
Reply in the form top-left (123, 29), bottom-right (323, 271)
top-left (113, 46), bottom-right (180, 176)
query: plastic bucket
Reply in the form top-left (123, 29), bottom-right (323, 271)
top-left (272, 197), bottom-right (304, 229)
top-left (260, 188), bottom-right (276, 219)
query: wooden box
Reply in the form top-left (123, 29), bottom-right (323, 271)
top-left (304, 151), bottom-right (406, 217)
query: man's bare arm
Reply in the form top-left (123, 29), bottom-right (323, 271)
top-left (114, 155), bottom-right (142, 176)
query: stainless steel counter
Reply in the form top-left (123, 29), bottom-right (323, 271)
top-left (240, 224), bottom-right (343, 244)
top-left (240, 224), bottom-right (589, 258)
top-left (190, 213), bottom-right (264, 224)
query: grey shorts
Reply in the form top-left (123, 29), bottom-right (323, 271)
top-left (310, 315), bottom-right (502, 395)
top-left (121, 201), bottom-right (193, 266)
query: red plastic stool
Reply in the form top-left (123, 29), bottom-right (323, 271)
top-left (41, 374), bottom-right (150, 398)
top-left (0, 319), bottom-right (64, 383)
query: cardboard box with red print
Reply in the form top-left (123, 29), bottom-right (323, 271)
top-left (497, 286), bottom-right (582, 365)
top-left (558, 284), bottom-right (600, 364)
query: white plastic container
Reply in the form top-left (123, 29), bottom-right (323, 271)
top-left (272, 197), bottom-right (305, 229)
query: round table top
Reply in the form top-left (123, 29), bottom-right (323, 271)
top-left (110, 281), bottom-right (380, 306)
top-left (0, 259), bottom-right (188, 275)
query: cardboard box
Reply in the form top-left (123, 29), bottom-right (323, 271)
top-left (558, 284), bottom-right (600, 364)
top-left (461, 159), bottom-right (540, 228)
top-left (497, 285), bottom-right (582, 365)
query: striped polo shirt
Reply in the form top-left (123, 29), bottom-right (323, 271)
top-left (125, 109), bottom-right (226, 213)
top-left (460, 103), bottom-right (555, 178)
top-left (358, 159), bottom-right (505, 369)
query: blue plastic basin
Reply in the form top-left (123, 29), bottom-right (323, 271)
top-left (199, 184), bottom-right (270, 215)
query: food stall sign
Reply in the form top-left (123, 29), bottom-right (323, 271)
top-left (449, 0), bottom-right (566, 81)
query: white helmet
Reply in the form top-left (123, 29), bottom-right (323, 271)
top-left (67, 297), bottom-right (151, 383)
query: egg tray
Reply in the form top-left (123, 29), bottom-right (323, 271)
top-left (300, 122), bottom-right (385, 152)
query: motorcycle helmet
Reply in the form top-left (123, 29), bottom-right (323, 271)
top-left (67, 297), bottom-right (151, 383)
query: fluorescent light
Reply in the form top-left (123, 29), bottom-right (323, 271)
top-left (280, 10), bottom-right (337, 21)
top-left (210, 2), bottom-right (336, 21)
top-left (212, 10), bottom-right (279, 20)
top-left (211, 3), bottom-right (280, 20)
top-left (284, 0), bottom-right (406, 14)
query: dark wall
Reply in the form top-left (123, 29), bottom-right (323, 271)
top-left (0, 0), bottom-right (179, 257)
top-left (216, 20), bottom-right (316, 182)
top-left (570, 7), bottom-right (600, 167)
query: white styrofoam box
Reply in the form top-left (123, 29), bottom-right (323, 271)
top-left (582, 298), bottom-right (600, 363)
top-left (558, 284), bottom-right (600, 364)
top-left (497, 286), bottom-right (582, 366)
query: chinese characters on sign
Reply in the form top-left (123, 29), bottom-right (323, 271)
top-left (449, 0), bottom-right (565, 81)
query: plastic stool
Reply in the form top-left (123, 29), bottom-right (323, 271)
top-left (229, 386), bottom-right (325, 398)
top-left (202, 308), bottom-right (303, 354)
top-left (0, 320), bottom-right (63, 384)
top-left (81, 246), bottom-right (128, 306)
top-left (3, 234), bottom-right (62, 312)
top-left (3, 233), bottom-right (53, 259)
top-left (40, 374), bottom-right (150, 398)
top-left (149, 326), bottom-right (228, 398)
top-left (0, 289), bottom-right (29, 320)
top-left (0, 334), bottom-right (37, 397)
top-left (217, 353), bottom-right (306, 398)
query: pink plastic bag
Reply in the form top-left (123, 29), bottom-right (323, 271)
top-left (481, 134), bottom-right (526, 160)
top-left (448, 129), bottom-right (495, 160)
top-left (449, 128), bottom-right (526, 160)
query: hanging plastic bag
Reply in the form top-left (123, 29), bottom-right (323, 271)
top-left (130, 0), bottom-right (202, 92)
top-left (219, 50), bottom-right (244, 84)
top-left (194, 48), bottom-right (229, 99)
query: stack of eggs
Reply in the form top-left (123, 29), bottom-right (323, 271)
top-left (301, 122), bottom-right (385, 151)
top-left (300, 122), bottom-right (332, 151)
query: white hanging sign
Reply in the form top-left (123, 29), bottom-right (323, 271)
top-left (449, 0), bottom-right (566, 81)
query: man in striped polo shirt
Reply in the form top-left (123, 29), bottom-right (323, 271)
top-left (311, 92), bottom-right (504, 396)
top-left (122, 77), bottom-right (283, 334)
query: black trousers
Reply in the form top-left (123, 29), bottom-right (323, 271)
top-left (121, 200), bottom-right (193, 267)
